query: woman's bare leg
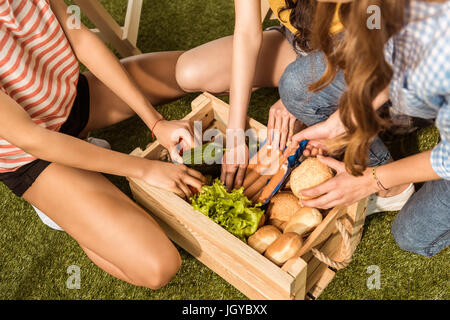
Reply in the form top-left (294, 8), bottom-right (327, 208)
top-left (80, 50), bottom-right (186, 135)
top-left (176, 30), bottom-right (297, 93)
top-left (23, 164), bottom-right (181, 289)
top-left (81, 246), bottom-right (140, 285)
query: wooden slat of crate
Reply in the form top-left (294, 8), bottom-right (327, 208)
top-left (296, 206), bottom-right (347, 258)
top-left (281, 257), bottom-right (307, 299)
top-left (302, 200), bottom-right (367, 299)
top-left (305, 233), bottom-right (340, 278)
top-left (308, 268), bottom-right (336, 299)
top-left (344, 198), bottom-right (367, 253)
top-left (305, 233), bottom-right (342, 294)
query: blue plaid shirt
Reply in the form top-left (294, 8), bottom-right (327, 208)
top-left (385, 0), bottom-right (450, 180)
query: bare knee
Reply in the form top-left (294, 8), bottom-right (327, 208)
top-left (130, 247), bottom-right (182, 289)
top-left (176, 52), bottom-right (203, 92)
top-left (176, 52), bottom-right (228, 94)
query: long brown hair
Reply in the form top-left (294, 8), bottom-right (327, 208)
top-left (309, 1), bottom-right (406, 176)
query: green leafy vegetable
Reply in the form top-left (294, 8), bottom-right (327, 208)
top-left (182, 142), bottom-right (224, 165)
top-left (191, 179), bottom-right (264, 242)
top-left (182, 142), bottom-right (223, 180)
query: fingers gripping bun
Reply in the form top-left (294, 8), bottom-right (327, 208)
top-left (290, 157), bottom-right (334, 200)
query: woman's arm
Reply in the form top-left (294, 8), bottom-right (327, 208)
top-left (222, 0), bottom-right (263, 189)
top-left (49, 0), bottom-right (193, 161)
top-left (298, 152), bottom-right (440, 209)
top-left (0, 92), bottom-right (204, 198)
top-left (376, 151), bottom-right (440, 189)
top-left (228, 0), bottom-right (263, 130)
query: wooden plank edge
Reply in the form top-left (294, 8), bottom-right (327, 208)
top-left (281, 257), bottom-right (307, 300)
top-left (308, 268), bottom-right (336, 299)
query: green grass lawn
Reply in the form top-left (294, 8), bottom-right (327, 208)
top-left (0, 0), bottom-right (448, 300)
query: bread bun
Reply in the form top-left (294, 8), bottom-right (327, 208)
top-left (267, 192), bottom-right (303, 230)
top-left (264, 232), bottom-right (303, 266)
top-left (284, 207), bottom-right (322, 237)
top-left (248, 225), bottom-right (282, 254)
top-left (290, 157), bottom-right (334, 200)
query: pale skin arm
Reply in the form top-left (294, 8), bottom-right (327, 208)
top-left (222, 0), bottom-right (263, 190)
top-left (0, 92), bottom-right (205, 198)
top-left (50, 0), bottom-right (193, 161)
top-left (300, 152), bottom-right (440, 209)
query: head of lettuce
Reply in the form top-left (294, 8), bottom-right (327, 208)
top-left (191, 179), bottom-right (265, 242)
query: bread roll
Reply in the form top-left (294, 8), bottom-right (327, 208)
top-left (248, 225), bottom-right (282, 254)
top-left (290, 157), bottom-right (334, 200)
top-left (284, 207), bottom-right (322, 237)
top-left (267, 192), bottom-right (303, 230)
top-left (264, 232), bottom-right (303, 266)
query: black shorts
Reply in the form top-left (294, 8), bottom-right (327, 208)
top-left (0, 73), bottom-right (90, 197)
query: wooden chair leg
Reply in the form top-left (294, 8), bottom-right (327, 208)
top-left (74, 0), bottom-right (142, 57)
top-left (122, 0), bottom-right (143, 47)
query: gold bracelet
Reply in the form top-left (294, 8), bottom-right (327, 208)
top-left (372, 167), bottom-right (388, 191)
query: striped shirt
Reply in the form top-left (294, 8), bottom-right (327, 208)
top-left (384, 0), bottom-right (450, 180)
top-left (0, 0), bottom-right (79, 172)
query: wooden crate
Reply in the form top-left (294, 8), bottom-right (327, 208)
top-left (127, 93), bottom-right (367, 300)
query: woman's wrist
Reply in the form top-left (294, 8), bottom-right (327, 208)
top-left (228, 106), bottom-right (247, 131)
top-left (326, 111), bottom-right (346, 137)
top-left (151, 118), bottom-right (166, 140)
top-left (372, 166), bottom-right (389, 191)
top-left (126, 156), bottom-right (154, 180)
top-left (227, 120), bottom-right (246, 131)
top-left (137, 99), bottom-right (164, 131)
top-left (364, 166), bottom-right (383, 194)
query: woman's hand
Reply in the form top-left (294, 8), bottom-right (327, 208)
top-left (285, 110), bottom-right (346, 157)
top-left (221, 141), bottom-right (249, 191)
top-left (299, 156), bottom-right (379, 209)
top-left (153, 119), bottom-right (195, 163)
top-left (267, 99), bottom-right (298, 151)
top-left (142, 160), bottom-right (206, 199)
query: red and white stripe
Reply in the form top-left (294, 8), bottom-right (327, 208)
top-left (0, 0), bottom-right (79, 172)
